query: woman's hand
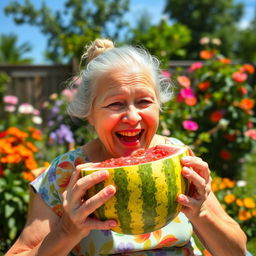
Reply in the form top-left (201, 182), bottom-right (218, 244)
top-left (177, 153), bottom-right (212, 220)
top-left (59, 165), bottom-right (117, 241)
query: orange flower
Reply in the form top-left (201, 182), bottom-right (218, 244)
top-left (25, 157), bottom-right (38, 170)
top-left (219, 58), bottom-right (231, 64)
top-left (238, 210), bottom-right (252, 221)
top-left (240, 98), bottom-right (254, 111)
top-left (22, 171), bottom-right (35, 182)
top-left (26, 142), bottom-right (38, 153)
top-left (236, 198), bottom-right (244, 207)
top-left (200, 49), bottom-right (216, 59)
top-left (222, 177), bottom-right (236, 188)
top-left (243, 197), bottom-right (255, 209)
top-left (220, 150), bottom-right (231, 160)
top-left (198, 81), bottom-right (211, 91)
top-left (177, 76), bottom-right (191, 88)
top-left (240, 64), bottom-right (255, 74)
top-left (224, 194), bottom-right (236, 204)
top-left (7, 127), bottom-right (28, 140)
top-left (184, 96), bottom-right (197, 106)
top-left (28, 127), bottom-right (42, 140)
top-left (252, 210), bottom-right (256, 216)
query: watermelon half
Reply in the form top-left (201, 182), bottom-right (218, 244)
top-left (81, 144), bottom-right (189, 235)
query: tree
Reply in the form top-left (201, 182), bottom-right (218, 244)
top-left (0, 34), bottom-right (33, 64)
top-left (130, 19), bottom-right (191, 68)
top-left (4, 0), bottom-right (129, 66)
top-left (164, 0), bottom-right (244, 59)
top-left (236, 20), bottom-right (256, 63)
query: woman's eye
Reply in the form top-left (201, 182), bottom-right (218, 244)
top-left (137, 99), bottom-right (152, 107)
top-left (107, 102), bottom-right (124, 109)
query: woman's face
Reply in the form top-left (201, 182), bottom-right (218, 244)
top-left (88, 68), bottom-right (160, 158)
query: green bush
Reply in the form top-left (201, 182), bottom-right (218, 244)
top-left (159, 41), bottom-right (256, 178)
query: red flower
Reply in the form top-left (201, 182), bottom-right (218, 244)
top-left (232, 72), bottom-right (247, 83)
top-left (220, 150), bottom-right (232, 160)
top-left (238, 86), bottom-right (248, 95)
top-left (210, 111), bottom-right (224, 122)
top-left (188, 61), bottom-right (203, 72)
top-left (198, 81), bottom-right (211, 91)
top-left (223, 133), bottom-right (237, 141)
top-left (244, 129), bottom-right (256, 140)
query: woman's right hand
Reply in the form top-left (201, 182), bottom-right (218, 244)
top-left (60, 167), bottom-right (117, 241)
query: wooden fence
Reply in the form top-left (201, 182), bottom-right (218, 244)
top-left (0, 64), bottom-right (74, 110)
top-left (0, 61), bottom-right (195, 110)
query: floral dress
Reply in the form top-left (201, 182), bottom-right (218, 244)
top-left (31, 138), bottom-right (202, 256)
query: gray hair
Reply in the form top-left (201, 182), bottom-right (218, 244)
top-left (67, 40), bottom-right (173, 120)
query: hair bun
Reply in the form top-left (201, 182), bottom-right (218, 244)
top-left (83, 38), bottom-right (114, 63)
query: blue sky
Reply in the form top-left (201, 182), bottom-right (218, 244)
top-left (0, 0), bottom-right (255, 64)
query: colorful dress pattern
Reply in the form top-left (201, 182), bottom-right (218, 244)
top-left (31, 138), bottom-right (202, 256)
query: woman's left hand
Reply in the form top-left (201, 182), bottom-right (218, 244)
top-left (177, 153), bottom-right (212, 220)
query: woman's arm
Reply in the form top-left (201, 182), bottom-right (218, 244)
top-left (177, 156), bottom-right (247, 256)
top-left (6, 168), bottom-right (117, 256)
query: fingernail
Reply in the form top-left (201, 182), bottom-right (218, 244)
top-left (182, 167), bottom-right (191, 177)
top-left (182, 156), bottom-right (192, 162)
top-left (106, 185), bottom-right (115, 195)
top-left (109, 221), bottom-right (117, 227)
top-left (178, 194), bottom-right (187, 203)
top-left (99, 170), bottom-right (108, 177)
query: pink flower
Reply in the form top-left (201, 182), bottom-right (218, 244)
top-left (33, 109), bottom-right (41, 115)
top-left (161, 70), bottom-right (171, 78)
top-left (244, 129), bottom-right (256, 140)
top-left (61, 88), bottom-right (78, 102)
top-left (177, 76), bottom-right (191, 88)
top-left (5, 105), bottom-right (16, 112)
top-left (182, 120), bottom-right (199, 131)
top-left (188, 62), bottom-right (203, 72)
top-left (180, 88), bottom-right (195, 99)
top-left (232, 72), bottom-right (247, 83)
top-left (18, 103), bottom-right (34, 114)
top-left (3, 95), bottom-right (18, 105)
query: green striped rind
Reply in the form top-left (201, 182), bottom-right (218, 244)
top-left (82, 146), bottom-right (189, 235)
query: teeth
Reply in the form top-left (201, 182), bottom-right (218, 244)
top-left (118, 131), bottom-right (141, 137)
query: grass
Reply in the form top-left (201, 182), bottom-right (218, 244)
top-left (242, 146), bottom-right (256, 255)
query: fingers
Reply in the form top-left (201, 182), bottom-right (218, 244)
top-left (83, 216), bottom-right (117, 231)
top-left (181, 156), bottom-right (210, 180)
top-left (67, 170), bottom-right (110, 206)
top-left (77, 185), bottom-right (116, 219)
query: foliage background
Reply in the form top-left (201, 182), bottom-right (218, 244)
top-left (1, 0), bottom-right (256, 255)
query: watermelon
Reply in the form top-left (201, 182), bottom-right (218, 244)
top-left (81, 144), bottom-right (189, 235)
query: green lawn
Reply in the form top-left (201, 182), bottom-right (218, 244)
top-left (243, 147), bottom-right (256, 255)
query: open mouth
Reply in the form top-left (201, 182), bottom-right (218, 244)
top-left (115, 129), bottom-right (144, 144)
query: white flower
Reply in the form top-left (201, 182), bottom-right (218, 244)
top-left (32, 116), bottom-right (43, 125)
top-left (199, 37), bottom-right (210, 45)
top-left (236, 180), bottom-right (247, 187)
top-left (18, 103), bottom-right (34, 114)
top-left (212, 38), bottom-right (222, 45)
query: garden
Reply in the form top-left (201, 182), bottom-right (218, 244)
top-left (1, 40), bottom-right (256, 255)
top-left (1, 0), bottom-right (256, 254)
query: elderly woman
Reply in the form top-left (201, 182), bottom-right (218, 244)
top-left (7, 39), bottom-right (247, 256)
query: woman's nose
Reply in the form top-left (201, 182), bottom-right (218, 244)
top-left (123, 105), bottom-right (142, 125)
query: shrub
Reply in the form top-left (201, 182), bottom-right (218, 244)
top-left (0, 127), bottom-right (42, 251)
top-left (212, 177), bottom-right (256, 240)
top-left (159, 39), bottom-right (256, 178)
